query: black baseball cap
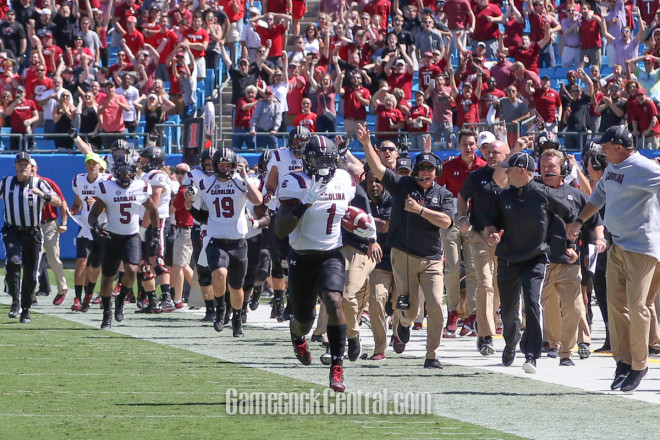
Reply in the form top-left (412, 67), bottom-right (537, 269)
top-left (594, 125), bottom-right (634, 149)
top-left (500, 152), bottom-right (535, 172)
top-left (15, 151), bottom-right (31, 163)
top-left (396, 157), bottom-right (413, 171)
top-left (415, 152), bottom-right (438, 167)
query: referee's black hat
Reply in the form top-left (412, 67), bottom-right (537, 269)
top-left (15, 152), bottom-right (31, 163)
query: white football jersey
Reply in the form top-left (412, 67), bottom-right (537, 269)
top-left (198, 174), bottom-right (251, 240)
top-left (183, 168), bottom-right (212, 224)
top-left (72, 172), bottom-right (111, 239)
top-left (278, 169), bottom-right (356, 251)
top-left (267, 148), bottom-right (303, 210)
top-left (141, 169), bottom-right (172, 218)
top-left (95, 179), bottom-right (153, 235)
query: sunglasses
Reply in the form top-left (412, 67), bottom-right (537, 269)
top-left (379, 147), bottom-right (397, 152)
top-left (37, 69), bottom-right (45, 72)
top-left (175, 170), bottom-right (187, 175)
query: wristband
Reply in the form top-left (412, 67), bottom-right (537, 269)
top-left (419, 207), bottom-right (424, 215)
top-left (458, 216), bottom-right (468, 223)
top-left (43, 193), bottom-right (52, 203)
top-left (292, 203), bottom-right (309, 219)
top-left (574, 218), bottom-right (584, 225)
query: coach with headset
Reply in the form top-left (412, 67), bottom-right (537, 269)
top-left (357, 124), bottom-right (454, 370)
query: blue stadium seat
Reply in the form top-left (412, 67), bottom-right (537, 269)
top-left (0, 127), bottom-right (10, 150)
top-left (205, 69), bottom-right (215, 97)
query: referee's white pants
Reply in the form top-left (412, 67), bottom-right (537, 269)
top-left (42, 220), bottom-right (68, 293)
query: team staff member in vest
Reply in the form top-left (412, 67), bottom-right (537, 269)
top-left (358, 123), bottom-right (454, 369)
top-left (567, 125), bottom-right (660, 392)
top-left (538, 149), bottom-right (605, 366)
top-left (485, 152), bottom-right (579, 374)
top-left (1, 152), bottom-right (62, 323)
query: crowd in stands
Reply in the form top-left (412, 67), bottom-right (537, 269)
top-left (0, 0), bottom-right (659, 151)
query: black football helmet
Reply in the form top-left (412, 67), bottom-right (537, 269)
top-left (139, 146), bottom-right (166, 172)
top-left (302, 135), bottom-right (338, 182)
top-left (257, 149), bottom-right (273, 177)
top-left (288, 126), bottom-right (311, 156)
top-left (212, 147), bottom-right (238, 179)
top-left (113, 157), bottom-right (137, 189)
top-left (111, 138), bottom-right (132, 160)
top-left (200, 148), bottom-right (215, 175)
top-left (533, 131), bottom-right (561, 158)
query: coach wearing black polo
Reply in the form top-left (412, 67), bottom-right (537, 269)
top-left (358, 124), bottom-right (454, 370)
top-left (0, 152), bottom-right (62, 323)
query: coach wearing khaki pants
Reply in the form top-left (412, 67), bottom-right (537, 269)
top-left (568, 125), bottom-right (660, 392)
top-left (358, 124), bottom-right (454, 369)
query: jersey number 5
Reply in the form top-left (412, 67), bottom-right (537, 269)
top-left (213, 197), bottom-right (235, 218)
top-left (119, 203), bottom-right (131, 224)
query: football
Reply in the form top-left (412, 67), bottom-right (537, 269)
top-left (341, 206), bottom-right (374, 234)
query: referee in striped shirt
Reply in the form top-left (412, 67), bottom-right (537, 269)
top-left (1, 152), bottom-right (62, 323)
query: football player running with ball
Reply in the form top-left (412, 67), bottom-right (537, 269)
top-left (275, 135), bottom-right (373, 392)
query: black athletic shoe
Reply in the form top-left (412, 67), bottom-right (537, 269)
top-left (232, 314), bottom-right (244, 338)
top-left (115, 297), bottom-right (124, 322)
top-left (135, 298), bottom-right (162, 314)
top-left (224, 307), bottom-right (232, 325)
top-left (19, 309), bottom-right (30, 323)
top-left (241, 308), bottom-right (247, 325)
top-left (594, 343), bottom-right (611, 353)
top-left (620, 367), bottom-right (648, 392)
top-left (478, 336), bottom-right (496, 356)
top-left (8, 301), bottom-right (20, 318)
top-left (101, 310), bottom-right (112, 329)
top-left (522, 355), bottom-right (537, 374)
top-left (397, 323), bottom-right (411, 344)
top-left (502, 346), bottom-right (516, 366)
top-left (278, 303), bottom-right (292, 322)
top-left (214, 306), bottom-right (225, 332)
top-left (347, 337), bottom-right (361, 361)
top-left (423, 358), bottom-right (444, 369)
top-left (201, 309), bottom-right (215, 322)
top-left (249, 291), bottom-right (261, 311)
top-left (311, 334), bottom-right (324, 343)
top-left (611, 362), bottom-right (631, 390)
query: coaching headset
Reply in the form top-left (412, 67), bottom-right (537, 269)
top-left (539, 150), bottom-right (571, 177)
top-left (412, 152), bottom-right (443, 181)
top-left (587, 142), bottom-right (608, 171)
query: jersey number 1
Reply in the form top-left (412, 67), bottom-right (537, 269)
top-left (326, 203), bottom-right (336, 235)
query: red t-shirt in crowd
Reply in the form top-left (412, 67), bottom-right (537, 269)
top-left (455, 93), bottom-right (480, 127)
top-left (42, 45), bottom-right (63, 75)
top-left (479, 87), bottom-right (506, 119)
top-left (267, 0), bottom-right (289, 12)
top-left (580, 16), bottom-right (603, 50)
top-left (256, 24), bottom-right (287, 57)
top-left (235, 97), bottom-right (256, 129)
top-left (184, 27), bottom-right (209, 59)
top-left (445, 0), bottom-right (472, 30)
top-left (635, 0), bottom-right (658, 25)
top-left (114, 3), bottom-right (140, 30)
top-left (388, 70), bottom-right (413, 101)
top-left (26, 77), bottom-right (53, 110)
top-left (123, 29), bottom-right (145, 59)
top-left (218, 0), bottom-right (246, 22)
top-left (10, 99), bottom-right (37, 133)
top-left (109, 62), bottom-right (135, 80)
top-left (556, 2), bottom-right (581, 21)
top-left (472, 3), bottom-right (502, 41)
top-left (376, 104), bottom-right (403, 139)
top-left (99, 94), bottom-right (128, 132)
top-left (629, 98), bottom-right (660, 133)
top-left (287, 75), bottom-right (307, 115)
top-left (363, 0), bottom-right (391, 29)
top-left (344, 86), bottom-right (371, 120)
top-left (148, 29), bottom-right (179, 63)
top-left (419, 65), bottom-right (442, 91)
top-left (407, 103), bottom-right (433, 133)
top-left (294, 112), bottom-right (318, 132)
top-left (503, 17), bottom-right (525, 50)
top-left (510, 43), bottom-right (541, 74)
top-left (533, 87), bottom-right (561, 122)
top-left (167, 7), bottom-right (193, 27)
top-left (436, 154), bottom-right (487, 197)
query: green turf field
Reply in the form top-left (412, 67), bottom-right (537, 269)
top-left (0, 308), bottom-right (523, 440)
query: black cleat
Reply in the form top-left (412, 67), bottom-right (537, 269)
top-left (101, 310), bottom-right (112, 329)
top-left (135, 298), bottom-right (162, 314)
top-left (114, 297), bottom-right (124, 322)
top-left (224, 307), bottom-right (232, 325)
top-left (214, 306), bottom-right (225, 332)
top-left (477, 336), bottom-right (495, 356)
top-left (241, 308), bottom-right (247, 325)
top-left (232, 313), bottom-right (244, 338)
top-left (8, 301), bottom-right (20, 318)
top-left (201, 309), bottom-right (215, 322)
top-left (522, 354), bottom-right (537, 374)
top-left (19, 309), bottom-right (31, 323)
top-left (249, 290), bottom-right (261, 311)
top-left (423, 358), bottom-right (444, 369)
top-left (347, 337), bottom-right (362, 361)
